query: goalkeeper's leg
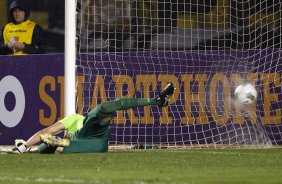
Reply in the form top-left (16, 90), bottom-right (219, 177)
top-left (61, 82), bottom-right (175, 154)
top-left (100, 98), bottom-right (160, 114)
top-left (61, 97), bottom-right (173, 154)
top-left (79, 98), bottom-right (161, 132)
top-left (98, 82), bottom-right (175, 115)
top-left (83, 82), bottom-right (175, 125)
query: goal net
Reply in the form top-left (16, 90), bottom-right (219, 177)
top-left (75, 0), bottom-right (282, 148)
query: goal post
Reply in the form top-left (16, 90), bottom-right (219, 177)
top-left (64, 0), bottom-right (77, 116)
top-left (70, 0), bottom-right (282, 148)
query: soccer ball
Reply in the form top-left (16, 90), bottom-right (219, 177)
top-left (234, 84), bottom-right (257, 105)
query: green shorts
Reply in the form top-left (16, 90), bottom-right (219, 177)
top-left (62, 104), bottom-right (112, 154)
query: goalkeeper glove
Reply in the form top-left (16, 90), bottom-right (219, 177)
top-left (12, 139), bottom-right (29, 154)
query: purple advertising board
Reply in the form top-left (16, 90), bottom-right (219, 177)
top-left (0, 51), bottom-right (282, 145)
top-left (0, 54), bottom-right (64, 144)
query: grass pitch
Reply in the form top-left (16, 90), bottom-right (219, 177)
top-left (0, 148), bottom-right (281, 184)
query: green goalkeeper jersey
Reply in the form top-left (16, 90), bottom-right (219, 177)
top-left (59, 114), bottom-right (84, 137)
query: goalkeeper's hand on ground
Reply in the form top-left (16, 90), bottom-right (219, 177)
top-left (15, 139), bottom-right (26, 147)
top-left (10, 139), bottom-right (30, 154)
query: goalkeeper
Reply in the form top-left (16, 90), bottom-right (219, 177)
top-left (12, 83), bottom-right (174, 154)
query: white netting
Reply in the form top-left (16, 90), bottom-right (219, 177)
top-left (75, 0), bottom-right (282, 148)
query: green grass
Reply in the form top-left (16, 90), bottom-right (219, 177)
top-left (0, 149), bottom-right (282, 184)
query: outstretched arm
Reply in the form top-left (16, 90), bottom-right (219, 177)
top-left (24, 122), bottom-right (65, 148)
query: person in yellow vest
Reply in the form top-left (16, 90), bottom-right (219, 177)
top-left (0, 0), bottom-right (44, 55)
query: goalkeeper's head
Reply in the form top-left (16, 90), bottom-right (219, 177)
top-left (9, 0), bottom-right (31, 24)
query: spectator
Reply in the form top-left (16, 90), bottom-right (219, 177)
top-left (0, 0), bottom-right (44, 55)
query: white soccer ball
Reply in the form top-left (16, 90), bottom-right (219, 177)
top-left (234, 84), bottom-right (257, 105)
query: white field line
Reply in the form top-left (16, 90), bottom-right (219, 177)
top-left (0, 176), bottom-right (95, 184)
top-left (161, 149), bottom-right (282, 157)
top-left (0, 176), bottom-right (167, 184)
